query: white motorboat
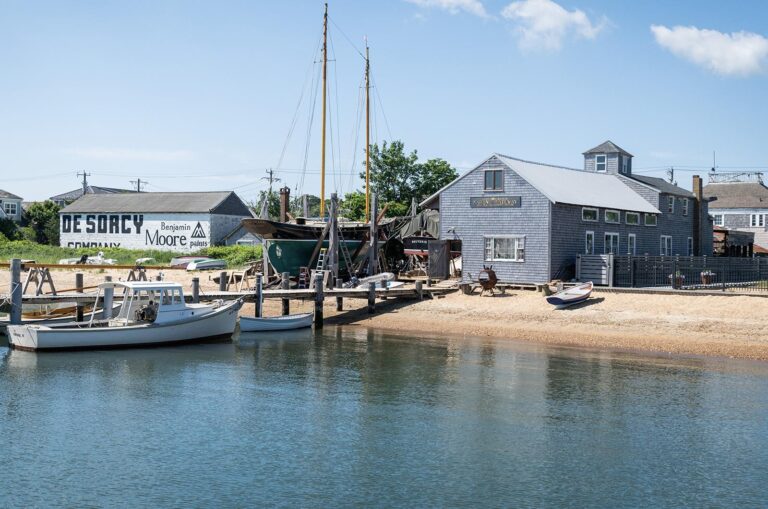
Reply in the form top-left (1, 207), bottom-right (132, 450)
top-left (239, 312), bottom-right (313, 332)
top-left (6, 281), bottom-right (242, 351)
top-left (0, 302), bottom-right (122, 336)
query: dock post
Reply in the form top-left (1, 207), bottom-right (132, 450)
top-left (255, 274), bottom-right (262, 317)
top-left (426, 276), bottom-right (432, 288)
top-left (75, 273), bottom-right (84, 322)
top-left (335, 278), bottom-right (343, 311)
top-left (368, 281), bottom-right (376, 314)
top-left (192, 277), bottom-right (200, 303)
top-left (102, 276), bottom-right (113, 320)
top-left (416, 280), bottom-right (423, 300)
top-left (281, 272), bottom-right (290, 316)
top-left (219, 271), bottom-right (227, 292)
top-left (10, 258), bottom-right (22, 325)
top-left (314, 272), bottom-right (324, 328)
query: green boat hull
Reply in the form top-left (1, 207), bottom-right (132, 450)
top-left (265, 239), bottom-right (374, 276)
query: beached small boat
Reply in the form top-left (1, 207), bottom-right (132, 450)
top-left (6, 281), bottom-right (242, 351)
top-left (170, 256), bottom-right (210, 268)
top-left (186, 259), bottom-right (226, 271)
top-left (344, 272), bottom-right (397, 288)
top-left (58, 251), bottom-right (117, 265)
top-left (546, 281), bottom-right (593, 309)
top-left (239, 312), bottom-right (313, 332)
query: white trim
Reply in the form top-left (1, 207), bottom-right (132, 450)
top-left (595, 154), bottom-right (607, 172)
top-left (713, 214), bottom-right (724, 226)
top-left (483, 169), bottom-right (504, 192)
top-left (644, 213), bottom-right (657, 226)
top-left (582, 207), bottom-right (599, 222)
top-left (604, 232), bottom-right (619, 255)
top-left (682, 198), bottom-right (689, 216)
top-left (604, 209), bottom-right (620, 224)
top-left (483, 235), bottom-right (525, 262)
top-left (660, 235), bottom-right (672, 256)
top-left (626, 211), bottom-right (640, 225)
top-left (419, 154), bottom-right (499, 207)
top-left (667, 195), bottom-right (675, 214)
top-left (627, 233), bottom-right (637, 255)
top-left (750, 213), bottom-right (765, 227)
top-left (585, 230), bottom-right (595, 255)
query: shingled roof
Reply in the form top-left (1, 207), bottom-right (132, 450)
top-left (50, 185), bottom-right (136, 203)
top-left (582, 140), bottom-right (633, 157)
top-left (630, 175), bottom-right (695, 198)
top-left (60, 191), bottom-right (252, 215)
top-left (0, 189), bottom-right (23, 200)
top-left (703, 182), bottom-right (768, 209)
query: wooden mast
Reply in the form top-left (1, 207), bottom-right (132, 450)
top-left (320, 3), bottom-right (328, 218)
top-left (364, 40), bottom-right (371, 222)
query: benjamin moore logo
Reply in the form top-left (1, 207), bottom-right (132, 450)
top-left (191, 222), bottom-right (206, 239)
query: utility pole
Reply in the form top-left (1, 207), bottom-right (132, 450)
top-left (260, 169), bottom-right (280, 219)
top-left (666, 167), bottom-right (676, 185)
top-left (77, 171), bottom-right (91, 195)
top-left (130, 178), bottom-right (148, 192)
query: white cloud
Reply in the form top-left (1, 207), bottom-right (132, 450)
top-left (501, 0), bottom-right (606, 51)
top-left (405, 0), bottom-right (488, 18)
top-left (65, 148), bottom-right (195, 162)
top-left (651, 25), bottom-right (768, 76)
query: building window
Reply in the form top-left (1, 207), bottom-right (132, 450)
top-left (484, 236), bottom-right (524, 262)
top-left (750, 214), bottom-right (765, 227)
top-left (626, 212), bottom-right (640, 225)
top-left (687, 237), bottom-right (694, 256)
top-left (595, 154), bottom-right (607, 172)
top-left (660, 235), bottom-right (672, 256)
top-left (644, 213), bottom-right (657, 226)
top-left (3, 202), bottom-right (17, 216)
top-left (628, 233), bottom-right (636, 255)
top-left (713, 214), bottom-right (724, 226)
top-left (605, 210), bottom-right (620, 224)
top-left (604, 233), bottom-right (619, 254)
top-left (585, 231), bottom-right (594, 254)
top-left (667, 196), bottom-right (675, 213)
top-left (682, 198), bottom-right (689, 216)
top-left (484, 170), bottom-right (503, 191)
top-left (582, 207), bottom-right (598, 222)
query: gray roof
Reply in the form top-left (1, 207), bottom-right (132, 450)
top-left (583, 140), bottom-right (633, 157)
top-left (60, 191), bottom-right (252, 215)
top-left (630, 175), bottom-right (694, 198)
top-left (0, 189), bottom-right (23, 200)
top-left (50, 186), bottom-right (136, 202)
top-left (703, 182), bottom-right (768, 209)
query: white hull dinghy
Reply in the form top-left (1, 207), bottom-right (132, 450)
top-left (239, 312), bottom-right (313, 332)
top-left (546, 281), bottom-right (593, 309)
top-left (7, 281), bottom-right (242, 352)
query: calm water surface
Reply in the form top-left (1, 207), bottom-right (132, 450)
top-left (1, 328), bottom-right (767, 508)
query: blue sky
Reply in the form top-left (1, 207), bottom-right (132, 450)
top-left (2, 0), bottom-right (767, 202)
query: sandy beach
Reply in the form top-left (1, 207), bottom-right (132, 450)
top-left (5, 267), bottom-right (768, 361)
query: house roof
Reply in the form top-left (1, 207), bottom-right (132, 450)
top-left (0, 189), bottom-right (23, 200)
top-left (630, 175), bottom-right (695, 198)
top-left (50, 186), bottom-right (137, 202)
top-left (582, 140), bottom-right (633, 157)
top-left (421, 154), bottom-right (660, 214)
top-left (60, 191), bottom-right (252, 215)
top-left (703, 182), bottom-right (768, 209)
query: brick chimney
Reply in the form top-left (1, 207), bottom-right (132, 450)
top-left (692, 175), bottom-right (703, 255)
top-left (279, 186), bottom-right (290, 222)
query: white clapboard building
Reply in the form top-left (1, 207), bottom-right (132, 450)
top-left (59, 192), bottom-right (254, 253)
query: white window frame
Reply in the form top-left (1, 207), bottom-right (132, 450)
top-left (667, 195), bottom-right (675, 214)
top-left (644, 213), bottom-right (657, 226)
top-left (604, 232), bottom-right (619, 255)
top-left (750, 214), bottom-right (765, 227)
top-left (626, 212), bottom-right (640, 225)
top-left (3, 202), bottom-right (17, 216)
top-left (713, 214), bottom-right (724, 226)
top-left (582, 207), bottom-right (598, 222)
top-left (595, 154), bottom-right (607, 172)
top-left (484, 235), bottom-right (525, 262)
top-left (627, 233), bottom-right (636, 255)
top-left (687, 237), bottom-right (694, 256)
top-left (682, 198), bottom-right (689, 216)
top-left (484, 169), bottom-right (503, 191)
top-left (660, 235), bottom-right (672, 256)
top-left (604, 209), bottom-right (620, 224)
top-left (585, 230), bottom-right (595, 255)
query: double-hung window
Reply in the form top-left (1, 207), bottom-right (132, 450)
top-left (484, 236), bottom-right (524, 262)
top-left (604, 233), bottom-right (619, 255)
top-left (585, 231), bottom-right (595, 254)
top-left (660, 235), bottom-right (672, 256)
top-left (751, 214), bottom-right (765, 227)
top-left (484, 170), bottom-right (503, 191)
top-left (595, 154), bottom-right (607, 172)
top-left (682, 198), bottom-right (689, 216)
top-left (627, 233), bottom-right (636, 255)
top-left (667, 196), bottom-right (675, 213)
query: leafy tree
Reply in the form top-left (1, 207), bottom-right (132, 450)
top-left (252, 190), bottom-right (280, 219)
top-left (0, 218), bottom-right (18, 240)
top-left (24, 200), bottom-right (61, 244)
top-left (340, 191), bottom-right (366, 221)
top-left (18, 226), bottom-right (37, 243)
top-left (414, 158), bottom-right (458, 203)
top-left (290, 194), bottom-right (321, 218)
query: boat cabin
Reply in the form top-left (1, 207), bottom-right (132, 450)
top-left (101, 281), bottom-right (214, 326)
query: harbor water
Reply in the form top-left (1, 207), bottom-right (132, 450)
top-left (1, 327), bottom-right (767, 507)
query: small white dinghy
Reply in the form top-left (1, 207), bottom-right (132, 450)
top-left (7, 281), bottom-right (242, 351)
top-left (546, 281), bottom-right (593, 309)
top-left (239, 313), bottom-right (313, 332)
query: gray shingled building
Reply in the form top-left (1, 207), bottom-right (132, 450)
top-left (421, 141), bottom-right (712, 284)
top-left (703, 174), bottom-right (768, 252)
top-left (0, 190), bottom-right (23, 222)
top-left (59, 192), bottom-right (254, 252)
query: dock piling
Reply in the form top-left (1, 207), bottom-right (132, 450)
top-left (255, 274), bottom-right (262, 317)
top-left (102, 276), bottom-right (113, 319)
top-left (368, 281), bottom-right (376, 314)
top-left (416, 280), bottom-right (423, 300)
top-left (281, 272), bottom-right (290, 316)
top-left (314, 273), bottom-right (324, 328)
top-left (192, 277), bottom-right (200, 303)
top-left (10, 258), bottom-right (21, 325)
top-left (335, 278), bottom-right (343, 311)
top-left (219, 271), bottom-right (227, 292)
top-left (75, 273), bottom-right (84, 322)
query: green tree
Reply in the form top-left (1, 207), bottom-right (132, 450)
top-left (340, 191), bottom-right (366, 221)
top-left (290, 194), bottom-right (321, 218)
top-left (24, 200), bottom-right (61, 244)
top-left (0, 218), bottom-right (18, 240)
top-left (414, 158), bottom-right (458, 202)
top-left (252, 191), bottom-right (280, 219)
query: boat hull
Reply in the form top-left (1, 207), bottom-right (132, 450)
top-left (265, 239), bottom-right (376, 276)
top-left (239, 312), bottom-right (313, 332)
top-left (7, 300), bottom-right (242, 352)
top-left (546, 282), bottom-right (593, 308)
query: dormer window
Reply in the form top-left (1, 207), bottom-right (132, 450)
top-left (595, 154), bottom-right (607, 172)
top-left (484, 169), bottom-right (503, 191)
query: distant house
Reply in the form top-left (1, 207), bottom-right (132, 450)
top-left (421, 141), bottom-right (712, 284)
top-left (0, 190), bottom-right (23, 222)
top-left (50, 185), bottom-right (137, 207)
top-left (704, 174), bottom-right (768, 252)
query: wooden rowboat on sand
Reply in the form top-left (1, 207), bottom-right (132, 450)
top-left (546, 281), bottom-right (593, 309)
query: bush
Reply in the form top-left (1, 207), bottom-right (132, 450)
top-left (197, 245), bottom-right (263, 267)
top-left (18, 226), bottom-right (37, 243)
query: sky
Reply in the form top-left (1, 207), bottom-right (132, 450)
top-left (2, 0), bottom-right (768, 203)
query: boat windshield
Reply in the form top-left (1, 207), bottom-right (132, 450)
top-left (117, 289), bottom-right (163, 321)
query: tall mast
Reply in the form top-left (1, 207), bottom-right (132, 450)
top-left (320, 3), bottom-right (328, 218)
top-left (364, 40), bottom-right (371, 222)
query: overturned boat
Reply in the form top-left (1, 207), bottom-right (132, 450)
top-left (7, 281), bottom-right (242, 351)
